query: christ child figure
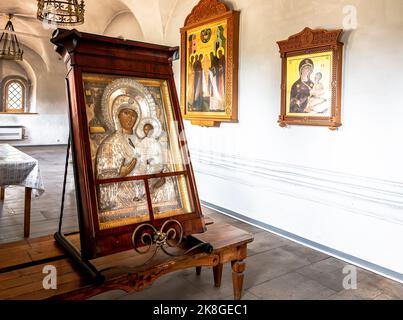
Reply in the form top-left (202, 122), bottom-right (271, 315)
top-left (305, 72), bottom-right (328, 113)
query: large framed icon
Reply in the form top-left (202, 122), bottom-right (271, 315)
top-left (52, 29), bottom-right (206, 259)
top-left (277, 28), bottom-right (344, 130)
top-left (180, 0), bottom-right (240, 127)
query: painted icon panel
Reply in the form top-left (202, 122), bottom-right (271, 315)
top-left (286, 51), bottom-right (333, 117)
top-left (186, 20), bottom-right (227, 114)
top-left (83, 74), bottom-right (193, 230)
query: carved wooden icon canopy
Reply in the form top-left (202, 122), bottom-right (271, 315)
top-left (184, 0), bottom-right (228, 26)
top-left (277, 27), bottom-right (344, 130)
top-left (277, 27), bottom-right (343, 54)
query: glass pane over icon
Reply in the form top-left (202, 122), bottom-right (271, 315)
top-left (83, 74), bottom-right (192, 230)
top-left (286, 51), bottom-right (333, 117)
top-left (150, 174), bottom-right (193, 219)
top-left (186, 19), bottom-right (227, 113)
top-left (96, 181), bottom-right (149, 229)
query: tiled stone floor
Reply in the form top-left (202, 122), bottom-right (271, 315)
top-left (0, 146), bottom-right (402, 300)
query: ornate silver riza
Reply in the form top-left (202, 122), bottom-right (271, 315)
top-left (96, 78), bottom-right (178, 225)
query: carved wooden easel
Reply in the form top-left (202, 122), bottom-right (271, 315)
top-left (55, 89), bottom-right (213, 285)
top-left (51, 28), bottom-right (214, 284)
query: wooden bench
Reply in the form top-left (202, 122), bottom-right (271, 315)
top-left (0, 221), bottom-right (253, 300)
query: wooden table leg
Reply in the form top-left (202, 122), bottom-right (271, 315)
top-left (24, 187), bottom-right (32, 238)
top-left (196, 266), bottom-right (202, 276)
top-left (231, 260), bottom-right (246, 300)
top-left (0, 187), bottom-right (4, 201)
top-left (213, 263), bottom-right (223, 287)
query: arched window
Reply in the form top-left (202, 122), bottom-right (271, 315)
top-left (5, 80), bottom-right (25, 113)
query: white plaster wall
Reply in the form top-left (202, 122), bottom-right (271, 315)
top-left (0, 39), bottom-right (69, 145)
top-left (165, 0), bottom-right (403, 277)
top-left (0, 60), bottom-right (28, 79)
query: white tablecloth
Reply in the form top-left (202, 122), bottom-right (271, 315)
top-left (0, 144), bottom-right (45, 197)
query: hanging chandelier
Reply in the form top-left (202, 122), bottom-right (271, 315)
top-left (0, 15), bottom-right (23, 61)
top-left (37, 0), bottom-right (85, 26)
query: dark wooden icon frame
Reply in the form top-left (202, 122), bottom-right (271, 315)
top-left (51, 29), bottom-right (206, 261)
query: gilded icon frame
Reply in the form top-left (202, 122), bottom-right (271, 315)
top-left (277, 28), bottom-right (344, 130)
top-left (180, 0), bottom-right (239, 127)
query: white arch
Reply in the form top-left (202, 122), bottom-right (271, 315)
top-left (158, 0), bottom-right (179, 39)
top-left (0, 14), bottom-right (54, 72)
top-left (14, 17), bottom-right (54, 72)
top-left (14, 44), bottom-right (49, 112)
top-left (103, 10), bottom-right (144, 40)
top-left (120, 0), bottom-right (164, 43)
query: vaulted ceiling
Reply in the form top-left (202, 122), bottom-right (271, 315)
top-left (0, 0), bottom-right (189, 74)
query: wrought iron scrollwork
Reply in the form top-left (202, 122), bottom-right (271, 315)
top-left (131, 220), bottom-right (209, 266)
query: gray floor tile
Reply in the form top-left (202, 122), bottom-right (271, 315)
top-left (248, 272), bottom-right (336, 300)
top-left (247, 230), bottom-right (291, 257)
top-left (243, 246), bottom-right (316, 290)
top-left (328, 273), bottom-right (386, 300)
top-left (295, 257), bottom-right (355, 292)
top-left (373, 293), bottom-right (398, 300)
top-left (222, 291), bottom-right (261, 300)
top-left (183, 264), bottom-right (235, 299)
top-left (280, 243), bottom-right (329, 264)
